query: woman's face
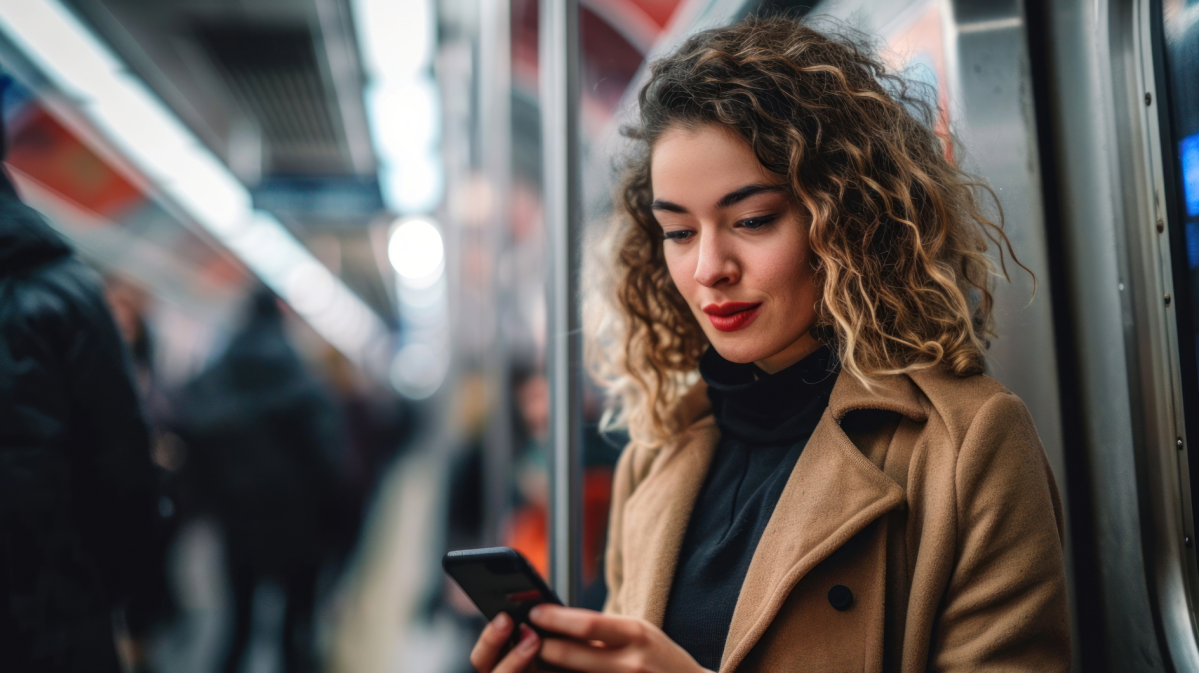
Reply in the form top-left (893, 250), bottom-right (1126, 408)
top-left (651, 124), bottom-right (822, 373)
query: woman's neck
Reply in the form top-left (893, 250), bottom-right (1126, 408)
top-left (754, 331), bottom-right (824, 375)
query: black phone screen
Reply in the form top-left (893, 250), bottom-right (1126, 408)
top-left (442, 547), bottom-right (563, 626)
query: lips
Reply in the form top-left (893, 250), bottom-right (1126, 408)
top-left (702, 302), bottom-right (763, 332)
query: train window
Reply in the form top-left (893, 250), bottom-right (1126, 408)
top-left (1160, 0), bottom-right (1199, 543)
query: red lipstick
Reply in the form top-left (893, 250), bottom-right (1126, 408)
top-left (701, 302), bottom-right (763, 332)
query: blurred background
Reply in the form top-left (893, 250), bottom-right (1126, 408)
top-left (0, 1), bottom-right (761, 670)
top-left (0, 0), bottom-right (1195, 671)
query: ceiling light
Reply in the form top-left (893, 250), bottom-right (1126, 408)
top-left (388, 216), bottom-right (444, 287)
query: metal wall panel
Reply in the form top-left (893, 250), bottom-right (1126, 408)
top-left (1041, 0), bottom-right (1172, 668)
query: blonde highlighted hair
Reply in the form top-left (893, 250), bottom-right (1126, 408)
top-left (586, 15), bottom-right (1027, 448)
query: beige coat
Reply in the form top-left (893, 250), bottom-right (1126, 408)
top-left (603, 365), bottom-right (1070, 672)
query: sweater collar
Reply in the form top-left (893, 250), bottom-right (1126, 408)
top-left (699, 346), bottom-right (838, 445)
top-left (673, 355), bottom-right (930, 433)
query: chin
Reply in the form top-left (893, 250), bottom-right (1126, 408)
top-left (705, 336), bottom-right (773, 364)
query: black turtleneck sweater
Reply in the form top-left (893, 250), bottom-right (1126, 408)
top-left (661, 345), bottom-right (839, 671)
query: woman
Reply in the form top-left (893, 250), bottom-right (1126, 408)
top-left (472, 16), bottom-right (1069, 673)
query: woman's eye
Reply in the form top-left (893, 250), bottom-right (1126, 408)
top-left (663, 230), bottom-right (694, 242)
top-left (737, 214), bottom-right (779, 230)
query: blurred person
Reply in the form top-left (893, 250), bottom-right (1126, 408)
top-left (434, 373), bottom-right (489, 673)
top-left (321, 347), bottom-right (413, 558)
top-left (442, 373), bottom-right (489, 561)
top-left (176, 290), bottom-right (344, 673)
top-left (0, 112), bottom-right (158, 671)
top-left (105, 277), bottom-right (168, 424)
top-left (104, 276), bottom-right (182, 672)
top-left (471, 16), bottom-right (1068, 673)
top-left (440, 368), bottom-right (548, 579)
top-left (503, 368), bottom-right (549, 578)
top-left (504, 370), bottom-right (618, 610)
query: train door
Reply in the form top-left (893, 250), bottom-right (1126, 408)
top-left (1143, 0), bottom-right (1199, 666)
top-left (1043, 0), bottom-right (1199, 668)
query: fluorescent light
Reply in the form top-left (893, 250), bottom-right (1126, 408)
top-left (352, 0), bottom-right (442, 215)
top-left (365, 78), bottom-right (439, 157)
top-left (86, 72), bottom-right (196, 183)
top-left (162, 151), bottom-right (254, 238)
top-left (227, 217), bottom-right (307, 281)
top-left (387, 214), bottom-right (448, 397)
top-left (321, 297), bottom-right (373, 352)
top-left (0, 0), bottom-right (123, 101)
top-left (287, 262), bottom-right (338, 316)
top-left (388, 216), bottom-right (444, 287)
top-left (388, 151), bottom-right (444, 215)
top-left (353, 0), bottom-right (432, 81)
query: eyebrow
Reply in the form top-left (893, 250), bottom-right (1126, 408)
top-left (651, 183), bottom-right (785, 214)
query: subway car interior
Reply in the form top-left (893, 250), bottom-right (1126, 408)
top-left (1, 0), bottom-right (1199, 671)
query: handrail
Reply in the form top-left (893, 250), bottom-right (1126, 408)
top-left (542, 0), bottom-right (584, 606)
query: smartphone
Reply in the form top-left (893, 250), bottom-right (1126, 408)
top-left (442, 546), bottom-right (563, 627)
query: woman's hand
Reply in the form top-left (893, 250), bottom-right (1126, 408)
top-left (470, 612), bottom-right (541, 673)
top-left (529, 604), bottom-right (713, 673)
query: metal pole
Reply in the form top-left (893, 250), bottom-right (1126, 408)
top-left (541, 0), bottom-right (583, 605)
top-left (479, 0), bottom-right (513, 548)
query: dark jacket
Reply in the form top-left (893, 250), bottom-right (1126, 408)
top-left (0, 176), bottom-right (157, 672)
top-left (178, 296), bottom-right (344, 575)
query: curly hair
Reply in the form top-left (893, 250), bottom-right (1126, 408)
top-left (585, 15), bottom-right (1027, 448)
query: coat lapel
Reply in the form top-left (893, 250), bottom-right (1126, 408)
top-left (618, 417), bottom-right (720, 626)
top-left (718, 370), bottom-right (922, 672)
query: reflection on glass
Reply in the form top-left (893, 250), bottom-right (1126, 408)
top-left (1162, 0), bottom-right (1199, 568)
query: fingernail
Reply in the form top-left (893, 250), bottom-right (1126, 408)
top-left (493, 613), bottom-right (511, 630)
top-left (528, 605), bottom-right (544, 620)
top-left (518, 629), bottom-right (539, 653)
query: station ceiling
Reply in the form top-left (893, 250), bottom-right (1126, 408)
top-left (60, 0), bottom-right (394, 323)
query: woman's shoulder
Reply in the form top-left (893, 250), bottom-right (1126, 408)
top-left (893, 367), bottom-right (1059, 536)
top-left (903, 365), bottom-right (1028, 447)
top-left (829, 361), bottom-right (1020, 444)
top-left (612, 381), bottom-right (717, 492)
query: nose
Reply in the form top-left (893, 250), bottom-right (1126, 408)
top-left (693, 230), bottom-right (739, 288)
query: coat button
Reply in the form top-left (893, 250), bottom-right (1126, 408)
top-left (828, 585), bottom-right (853, 611)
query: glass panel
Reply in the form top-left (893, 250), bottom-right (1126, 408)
top-left (1159, 0), bottom-right (1199, 559)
